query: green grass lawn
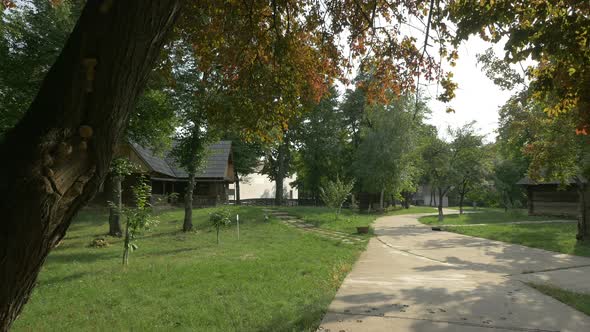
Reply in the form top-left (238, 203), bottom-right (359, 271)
top-left (13, 206), bottom-right (366, 331)
top-left (444, 222), bottom-right (590, 257)
top-left (527, 283), bottom-right (590, 316)
top-left (419, 209), bottom-right (564, 226)
top-left (281, 206), bottom-right (439, 234)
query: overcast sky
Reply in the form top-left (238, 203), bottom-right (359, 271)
top-left (336, 26), bottom-right (520, 143)
top-left (423, 36), bottom-right (515, 142)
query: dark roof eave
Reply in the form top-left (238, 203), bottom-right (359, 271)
top-left (517, 176), bottom-right (588, 185)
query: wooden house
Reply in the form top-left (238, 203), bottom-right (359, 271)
top-left (517, 176), bottom-right (589, 217)
top-left (96, 140), bottom-right (235, 206)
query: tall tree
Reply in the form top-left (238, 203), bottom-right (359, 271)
top-left (168, 39), bottom-right (219, 232)
top-left (0, 1), bottom-right (457, 327)
top-left (0, 2), bottom-right (182, 328)
top-left (353, 95), bottom-right (419, 210)
top-left (172, 123), bottom-right (212, 232)
top-left (421, 134), bottom-right (458, 221)
top-left (261, 129), bottom-right (295, 206)
top-left (449, 123), bottom-right (489, 214)
top-left (294, 87), bottom-right (348, 201)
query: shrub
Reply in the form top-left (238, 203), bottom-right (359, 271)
top-left (210, 208), bottom-right (232, 244)
top-left (319, 177), bottom-right (355, 220)
top-left (120, 177), bottom-right (158, 265)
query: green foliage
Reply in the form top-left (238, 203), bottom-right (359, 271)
top-left (127, 88), bottom-right (177, 152)
top-left (0, 0), bottom-right (80, 137)
top-left (209, 208), bottom-right (232, 244)
top-left (121, 178), bottom-right (158, 265)
top-left (209, 208), bottom-right (232, 229)
top-left (168, 40), bottom-right (218, 177)
top-left (109, 158), bottom-right (137, 177)
top-left (420, 134), bottom-right (455, 195)
top-left (224, 132), bottom-right (265, 180)
top-left (447, 1), bottom-right (590, 130)
top-left (353, 95), bottom-right (421, 197)
top-left (476, 48), bottom-right (525, 91)
top-left (293, 87), bottom-right (349, 199)
top-left (319, 177), bottom-right (355, 219)
top-left (449, 123), bottom-right (492, 209)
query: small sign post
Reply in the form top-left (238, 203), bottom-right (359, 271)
top-left (236, 214), bottom-right (240, 240)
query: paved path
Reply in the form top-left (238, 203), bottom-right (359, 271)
top-left (319, 213), bottom-right (590, 332)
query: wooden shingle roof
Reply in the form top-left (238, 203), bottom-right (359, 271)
top-left (130, 140), bottom-right (233, 181)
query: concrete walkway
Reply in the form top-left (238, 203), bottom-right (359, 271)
top-left (319, 213), bottom-right (590, 332)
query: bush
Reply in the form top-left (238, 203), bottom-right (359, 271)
top-left (210, 208), bottom-right (232, 244)
top-left (319, 177), bottom-right (355, 220)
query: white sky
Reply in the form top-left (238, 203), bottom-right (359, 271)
top-left (423, 36), bottom-right (515, 142)
top-left (335, 16), bottom-right (522, 144)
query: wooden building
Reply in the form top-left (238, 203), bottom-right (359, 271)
top-left (96, 140), bottom-right (235, 206)
top-left (517, 176), bottom-right (589, 217)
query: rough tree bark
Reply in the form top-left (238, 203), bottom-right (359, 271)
top-left (183, 174), bottom-right (195, 232)
top-left (437, 187), bottom-right (445, 221)
top-left (575, 179), bottom-right (589, 241)
top-left (274, 141), bottom-right (288, 206)
top-left (458, 180), bottom-right (468, 215)
top-left (0, 1), bottom-right (181, 329)
top-left (108, 175), bottom-right (123, 236)
top-left (234, 169), bottom-right (241, 205)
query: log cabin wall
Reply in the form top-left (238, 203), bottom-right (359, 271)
top-left (529, 184), bottom-right (579, 217)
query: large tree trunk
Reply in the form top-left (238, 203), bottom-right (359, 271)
top-left (437, 188), bottom-right (444, 221)
top-left (183, 175), bottom-right (195, 232)
top-left (108, 175), bottom-right (123, 236)
top-left (458, 192), bottom-right (465, 215)
top-left (235, 170), bottom-right (241, 205)
top-left (379, 188), bottom-right (385, 211)
top-left (0, 1), bottom-right (180, 329)
top-left (274, 141), bottom-right (288, 206)
top-left (576, 180), bottom-right (589, 241)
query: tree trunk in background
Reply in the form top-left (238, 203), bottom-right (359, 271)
top-left (0, 2), bottom-right (180, 329)
top-left (183, 175), bottom-right (195, 232)
top-left (576, 180), bottom-right (589, 241)
top-left (459, 193), bottom-right (465, 215)
top-left (235, 170), bottom-right (241, 205)
top-left (274, 142), bottom-right (288, 206)
top-left (379, 188), bottom-right (385, 211)
top-left (503, 192), bottom-right (509, 212)
top-left (437, 188), bottom-right (444, 221)
top-left (108, 175), bottom-right (123, 236)
top-left (122, 220), bottom-right (130, 265)
top-left (432, 189), bottom-right (438, 207)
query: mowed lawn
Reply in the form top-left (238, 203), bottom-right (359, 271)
top-left (418, 209), bottom-right (590, 258)
top-left (282, 206), bottom-right (439, 234)
top-left (419, 208), bottom-right (564, 226)
top-left (13, 206), bottom-right (367, 331)
top-left (445, 222), bottom-right (590, 257)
